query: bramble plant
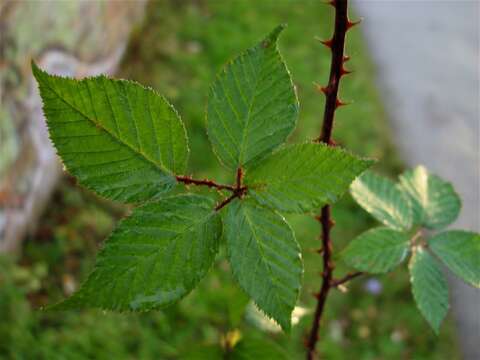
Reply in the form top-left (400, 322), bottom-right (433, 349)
top-left (32, 25), bottom-right (373, 330)
top-left (32, 0), bottom-right (478, 358)
top-left (346, 167), bottom-right (479, 334)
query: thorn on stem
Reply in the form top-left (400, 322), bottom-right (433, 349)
top-left (326, 0), bottom-right (337, 8)
top-left (328, 219), bottom-right (336, 228)
top-left (343, 55), bottom-right (351, 63)
top-left (347, 18), bottom-right (362, 30)
top-left (316, 37), bottom-right (333, 49)
top-left (340, 66), bottom-right (352, 77)
top-left (335, 98), bottom-right (349, 109)
top-left (314, 82), bottom-right (329, 96)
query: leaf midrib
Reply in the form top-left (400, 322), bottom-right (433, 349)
top-left (242, 206), bottom-right (288, 313)
top-left (42, 78), bottom-right (171, 176)
top-left (100, 207), bottom-right (216, 280)
top-left (238, 47), bottom-right (271, 167)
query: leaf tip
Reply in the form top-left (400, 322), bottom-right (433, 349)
top-left (31, 59), bottom-right (43, 79)
top-left (358, 157), bottom-right (377, 172)
top-left (263, 24), bottom-right (287, 48)
top-left (275, 312), bottom-right (292, 334)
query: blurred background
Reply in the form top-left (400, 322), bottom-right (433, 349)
top-left (0, 0), bottom-right (478, 359)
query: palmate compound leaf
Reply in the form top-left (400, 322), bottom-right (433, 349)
top-left (32, 61), bottom-right (189, 204)
top-left (245, 143), bottom-right (375, 213)
top-left (409, 247), bottom-right (449, 334)
top-left (223, 199), bottom-right (303, 331)
top-left (206, 25), bottom-right (299, 170)
top-left (399, 166), bottom-right (461, 230)
top-left (350, 171), bottom-right (413, 231)
top-left (429, 230), bottom-right (480, 288)
top-left (51, 194), bottom-right (221, 311)
top-left (341, 227), bottom-right (411, 273)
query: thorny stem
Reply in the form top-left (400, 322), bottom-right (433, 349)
top-left (316, 0), bottom-right (354, 144)
top-left (307, 206), bottom-right (335, 360)
top-left (176, 169), bottom-right (246, 211)
top-left (176, 175), bottom-right (237, 192)
top-left (307, 1), bottom-right (358, 358)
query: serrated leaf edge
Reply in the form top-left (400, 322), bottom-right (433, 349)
top-left (205, 25), bottom-right (299, 170)
top-left (47, 193), bottom-right (221, 312)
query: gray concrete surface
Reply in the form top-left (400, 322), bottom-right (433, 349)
top-left (354, 1), bottom-right (479, 359)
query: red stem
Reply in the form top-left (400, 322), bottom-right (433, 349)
top-left (176, 175), bottom-right (236, 192)
top-left (176, 169), bottom-right (246, 211)
top-left (306, 1), bottom-right (353, 358)
top-left (307, 206), bottom-right (335, 359)
top-left (215, 193), bottom-right (239, 211)
top-left (317, 0), bottom-right (351, 144)
top-left (331, 271), bottom-right (364, 287)
top-left (215, 168), bottom-right (246, 211)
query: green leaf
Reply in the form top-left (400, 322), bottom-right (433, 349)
top-left (429, 230), bottom-right (480, 288)
top-left (409, 247), bottom-right (449, 334)
top-left (206, 25), bottom-right (298, 170)
top-left (182, 345), bottom-right (223, 360)
top-left (223, 199), bottom-right (302, 331)
top-left (399, 166), bottom-right (461, 229)
top-left (245, 143), bottom-right (374, 213)
top-left (52, 194), bottom-right (221, 311)
top-left (342, 227), bottom-right (410, 273)
top-left (32, 61), bottom-right (189, 203)
top-left (350, 171), bottom-right (412, 231)
top-left (230, 337), bottom-right (289, 360)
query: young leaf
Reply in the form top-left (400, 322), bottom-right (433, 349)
top-left (52, 194), bottom-right (221, 311)
top-left (429, 230), bottom-right (480, 288)
top-left (341, 227), bottom-right (410, 273)
top-left (409, 247), bottom-right (449, 334)
top-left (32, 62), bottom-right (189, 203)
top-left (399, 166), bottom-right (461, 229)
top-left (206, 25), bottom-right (298, 170)
top-left (245, 143), bottom-right (374, 213)
top-left (223, 199), bottom-right (303, 331)
top-left (350, 171), bottom-right (412, 231)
